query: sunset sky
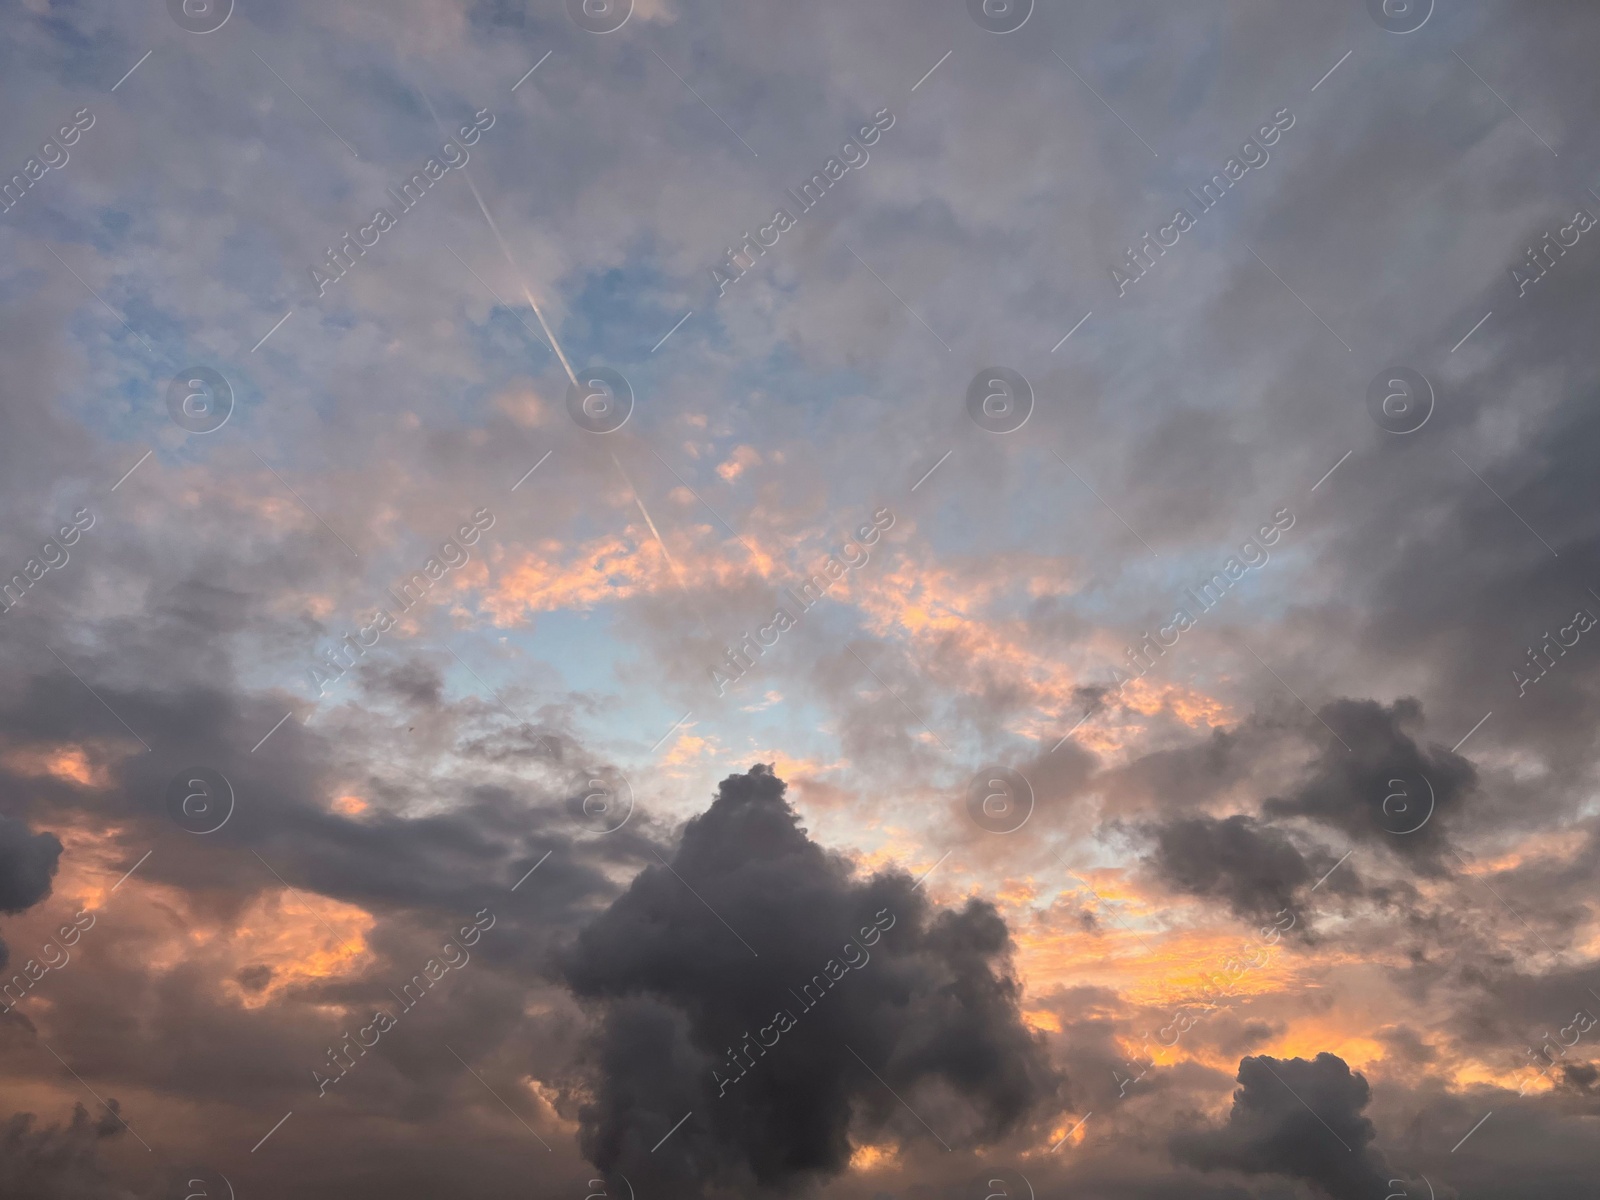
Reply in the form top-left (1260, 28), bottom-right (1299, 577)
top-left (0, 0), bottom-right (1598, 1197)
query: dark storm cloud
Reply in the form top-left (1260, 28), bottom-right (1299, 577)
top-left (1172, 1054), bottom-right (1389, 1200)
top-left (1263, 698), bottom-right (1475, 867)
top-left (564, 764), bottom-right (1060, 1199)
top-left (1141, 813), bottom-right (1338, 924)
top-left (0, 1103), bottom-right (125, 1200)
top-left (0, 815), bottom-right (62, 971)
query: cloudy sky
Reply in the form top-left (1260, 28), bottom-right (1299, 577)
top-left (1, 0), bottom-right (1598, 1196)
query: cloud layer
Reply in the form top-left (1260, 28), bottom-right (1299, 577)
top-left (0, 0), bottom-right (1597, 1196)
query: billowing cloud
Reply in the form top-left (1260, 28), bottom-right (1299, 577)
top-left (564, 765), bottom-right (1060, 1197)
top-left (1172, 1053), bottom-right (1389, 1200)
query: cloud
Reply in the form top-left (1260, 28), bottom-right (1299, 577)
top-left (1141, 812), bottom-right (1339, 924)
top-left (0, 0), bottom-right (1599, 1194)
top-left (0, 815), bottom-right (62, 971)
top-left (0, 817), bottom-right (60, 914)
top-left (0, 1103), bottom-right (125, 1200)
top-left (1172, 1053), bottom-right (1389, 1200)
top-left (1263, 699), bottom-right (1475, 867)
top-left (1559, 1061), bottom-right (1598, 1094)
top-left (564, 764), bottom-right (1060, 1198)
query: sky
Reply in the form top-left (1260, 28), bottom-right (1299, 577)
top-left (0, 0), bottom-right (1598, 1196)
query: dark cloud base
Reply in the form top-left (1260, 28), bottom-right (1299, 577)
top-left (0, 814), bottom-right (61, 974)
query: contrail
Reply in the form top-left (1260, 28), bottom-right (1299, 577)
top-left (458, 169), bottom-right (578, 387)
top-left (419, 90), bottom-right (579, 387)
top-left (612, 453), bottom-right (689, 596)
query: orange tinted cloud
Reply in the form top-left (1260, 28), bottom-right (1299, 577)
top-left (210, 889), bottom-right (375, 1007)
top-left (1023, 1008), bottom-right (1063, 1033)
top-left (491, 377), bottom-right (550, 427)
top-left (1, 743), bottom-right (110, 788)
top-left (716, 445), bottom-right (761, 482)
top-left (477, 524), bottom-right (763, 626)
top-left (848, 1142), bottom-right (898, 1172)
top-left (479, 533), bottom-right (656, 623)
top-left (660, 725), bottom-right (716, 776)
top-left (851, 550), bottom-right (1232, 750)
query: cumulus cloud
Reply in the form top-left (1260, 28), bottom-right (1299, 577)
top-left (564, 764), bottom-right (1060, 1198)
top-left (1172, 1053), bottom-right (1389, 1200)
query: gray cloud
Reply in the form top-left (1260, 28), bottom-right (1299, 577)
top-left (1142, 813), bottom-right (1337, 924)
top-left (0, 1103), bottom-right (126, 1200)
top-left (1172, 1053), bottom-right (1389, 1200)
top-left (0, 816), bottom-right (62, 972)
top-left (1263, 699), bottom-right (1475, 867)
top-left (564, 764), bottom-right (1060, 1198)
